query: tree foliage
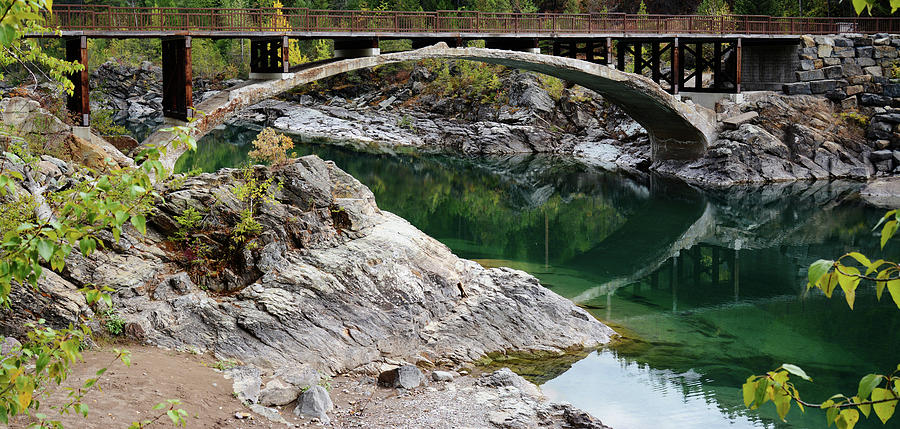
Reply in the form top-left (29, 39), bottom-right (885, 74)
top-left (746, 210), bottom-right (900, 428)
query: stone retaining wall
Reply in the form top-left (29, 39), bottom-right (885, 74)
top-left (784, 34), bottom-right (900, 110)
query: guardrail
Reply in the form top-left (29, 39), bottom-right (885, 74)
top-left (47, 6), bottom-right (900, 35)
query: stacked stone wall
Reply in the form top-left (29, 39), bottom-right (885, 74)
top-left (784, 34), bottom-right (900, 110)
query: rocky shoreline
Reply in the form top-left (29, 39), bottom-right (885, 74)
top-left (0, 96), bottom-right (617, 426)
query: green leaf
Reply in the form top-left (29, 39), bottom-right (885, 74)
top-left (754, 377), bottom-right (770, 408)
top-left (782, 364), bottom-right (812, 382)
top-left (837, 265), bottom-right (860, 309)
top-left (892, 0), bottom-right (900, 13)
top-left (882, 220), bottom-right (898, 249)
top-left (847, 252), bottom-right (872, 268)
top-left (888, 280), bottom-right (900, 310)
top-left (827, 405), bottom-right (840, 427)
top-left (808, 259), bottom-right (834, 288)
top-left (819, 271), bottom-right (840, 298)
top-left (858, 374), bottom-right (882, 400)
top-left (130, 215), bottom-right (147, 235)
top-left (77, 403), bottom-right (89, 417)
top-left (36, 239), bottom-right (54, 262)
top-left (78, 237), bottom-right (96, 257)
top-left (872, 387), bottom-right (897, 424)
top-left (152, 402), bottom-right (167, 410)
top-left (742, 379), bottom-right (756, 407)
top-left (836, 409), bottom-right (859, 429)
top-left (774, 389), bottom-right (791, 421)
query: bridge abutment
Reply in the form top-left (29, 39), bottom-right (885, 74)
top-left (250, 36), bottom-right (290, 80)
top-left (161, 36), bottom-right (193, 121)
top-left (334, 38), bottom-right (380, 58)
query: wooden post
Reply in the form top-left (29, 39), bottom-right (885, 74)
top-left (616, 39), bottom-right (625, 70)
top-left (672, 37), bottom-right (679, 94)
top-left (162, 36), bottom-right (193, 121)
top-left (713, 41), bottom-right (722, 90)
top-left (651, 41), bottom-right (661, 83)
top-left (695, 42), bottom-right (702, 90)
top-left (65, 36), bottom-right (90, 127)
top-left (606, 37), bottom-right (613, 67)
top-left (735, 37), bottom-right (742, 93)
top-left (282, 35), bottom-right (289, 73)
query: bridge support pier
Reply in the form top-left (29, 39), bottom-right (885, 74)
top-left (162, 36), bottom-right (193, 121)
top-left (65, 36), bottom-right (90, 127)
top-left (250, 36), bottom-right (290, 79)
top-left (485, 38), bottom-right (539, 54)
top-left (334, 38), bottom-right (380, 58)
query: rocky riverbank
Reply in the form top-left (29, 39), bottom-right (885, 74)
top-left (0, 100), bottom-right (616, 425)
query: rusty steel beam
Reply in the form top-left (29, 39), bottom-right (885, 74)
top-left (162, 36), bottom-right (193, 121)
top-left (65, 36), bottom-right (89, 127)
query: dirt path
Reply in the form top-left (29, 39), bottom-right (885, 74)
top-left (9, 345), bottom-right (265, 429)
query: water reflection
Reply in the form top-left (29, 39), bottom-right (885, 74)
top-left (176, 125), bottom-right (900, 429)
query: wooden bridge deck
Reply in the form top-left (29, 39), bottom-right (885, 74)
top-left (42, 6), bottom-right (900, 38)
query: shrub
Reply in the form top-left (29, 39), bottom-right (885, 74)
top-left (249, 127), bottom-right (294, 165)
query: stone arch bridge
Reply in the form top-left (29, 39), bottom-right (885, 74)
top-left (148, 44), bottom-right (717, 163)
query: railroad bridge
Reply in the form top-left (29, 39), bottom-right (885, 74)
top-left (31, 7), bottom-right (900, 159)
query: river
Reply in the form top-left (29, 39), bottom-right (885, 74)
top-left (175, 124), bottom-right (900, 429)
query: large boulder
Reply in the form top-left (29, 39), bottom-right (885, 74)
top-left (42, 156), bottom-right (614, 375)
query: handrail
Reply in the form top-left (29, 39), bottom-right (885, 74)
top-left (43, 6), bottom-right (900, 35)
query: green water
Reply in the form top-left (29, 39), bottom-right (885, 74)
top-left (177, 126), bottom-right (900, 429)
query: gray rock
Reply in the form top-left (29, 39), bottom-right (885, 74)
top-left (810, 80), bottom-right (840, 94)
top-left (843, 63), bottom-right (864, 77)
top-left (478, 368), bottom-right (542, 398)
top-left (871, 150), bottom-right (894, 161)
top-left (378, 365), bottom-right (424, 389)
top-left (226, 366), bottom-right (262, 405)
top-left (796, 69), bottom-right (825, 81)
top-left (258, 378), bottom-right (301, 406)
top-left (293, 385), bottom-right (333, 423)
top-left (432, 370), bottom-right (455, 382)
top-left (823, 65), bottom-right (843, 79)
top-left (860, 93), bottom-right (892, 106)
top-left (857, 57), bottom-right (877, 67)
top-left (248, 404), bottom-right (290, 425)
top-left (865, 65), bottom-right (884, 77)
top-left (861, 178), bottom-right (900, 208)
top-left (834, 37), bottom-right (853, 47)
top-left (856, 46), bottom-right (874, 58)
top-left (722, 111), bottom-right (758, 130)
top-left (782, 82), bottom-right (811, 95)
top-left (1, 337), bottom-right (21, 358)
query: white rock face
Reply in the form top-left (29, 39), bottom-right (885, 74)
top-left (48, 156), bottom-right (614, 375)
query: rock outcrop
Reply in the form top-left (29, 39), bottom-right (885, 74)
top-left (14, 155), bottom-right (613, 375)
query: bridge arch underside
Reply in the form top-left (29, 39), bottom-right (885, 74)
top-left (200, 46), bottom-right (717, 160)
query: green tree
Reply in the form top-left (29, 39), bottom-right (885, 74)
top-left (0, 2), bottom-right (194, 426)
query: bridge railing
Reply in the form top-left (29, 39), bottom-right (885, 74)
top-left (47, 5), bottom-right (900, 35)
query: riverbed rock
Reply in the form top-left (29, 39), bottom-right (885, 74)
top-left (294, 385), bottom-right (333, 423)
top-left (258, 378), bottom-right (301, 406)
top-left (226, 366), bottom-right (262, 405)
top-left (432, 370), bottom-right (455, 382)
top-left (860, 177), bottom-right (900, 208)
top-left (478, 368), bottom-right (543, 399)
top-left (1, 336), bottom-right (21, 358)
top-left (378, 365), bottom-right (425, 389)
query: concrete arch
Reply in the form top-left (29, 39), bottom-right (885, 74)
top-left (153, 43), bottom-right (717, 168)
